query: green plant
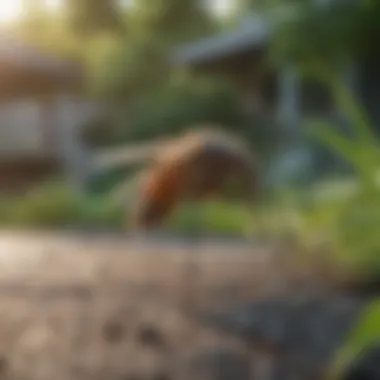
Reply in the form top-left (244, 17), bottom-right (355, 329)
top-left (167, 200), bottom-right (253, 237)
top-left (76, 196), bottom-right (125, 228)
top-left (328, 301), bottom-right (380, 380)
top-left (0, 178), bottom-right (254, 236)
top-left (3, 182), bottom-right (83, 227)
top-left (305, 72), bottom-right (380, 279)
top-left (113, 75), bottom-right (243, 142)
top-left (308, 72), bottom-right (380, 189)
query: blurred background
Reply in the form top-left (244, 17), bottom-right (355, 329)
top-left (0, 0), bottom-right (379, 379)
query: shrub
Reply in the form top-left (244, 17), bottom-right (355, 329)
top-left (167, 201), bottom-right (253, 237)
top-left (100, 75), bottom-right (278, 157)
top-left (76, 196), bottom-right (125, 229)
top-left (113, 75), bottom-right (244, 143)
top-left (0, 178), bottom-right (253, 236)
top-left (2, 182), bottom-right (83, 228)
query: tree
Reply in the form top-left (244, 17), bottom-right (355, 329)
top-left (271, 0), bottom-right (380, 76)
top-left (89, 0), bottom-right (219, 100)
top-left (13, 0), bottom-right (85, 60)
top-left (65, 0), bottom-right (126, 36)
top-left (132, 0), bottom-right (217, 45)
top-left (88, 33), bottom-right (169, 100)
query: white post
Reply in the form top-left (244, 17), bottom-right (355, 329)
top-left (277, 65), bottom-right (301, 136)
top-left (55, 94), bottom-right (91, 194)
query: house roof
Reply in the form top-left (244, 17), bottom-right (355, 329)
top-left (0, 35), bottom-right (82, 81)
top-left (0, 35), bottom-right (83, 98)
top-left (172, 14), bottom-right (271, 66)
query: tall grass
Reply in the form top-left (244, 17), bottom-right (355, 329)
top-left (305, 73), bottom-right (380, 283)
top-left (0, 180), bottom-right (254, 236)
top-left (328, 301), bottom-right (380, 380)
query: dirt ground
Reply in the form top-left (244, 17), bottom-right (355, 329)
top-left (0, 230), bottom-right (284, 380)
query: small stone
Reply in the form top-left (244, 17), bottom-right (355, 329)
top-left (102, 320), bottom-right (125, 344)
top-left (136, 324), bottom-right (165, 348)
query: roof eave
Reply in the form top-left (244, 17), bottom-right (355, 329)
top-left (171, 18), bottom-right (271, 66)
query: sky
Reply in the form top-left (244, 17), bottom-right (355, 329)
top-left (0, 0), bottom-right (235, 23)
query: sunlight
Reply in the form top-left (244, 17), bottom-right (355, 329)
top-left (45, 0), bottom-right (61, 12)
top-left (0, 0), bottom-right (23, 23)
top-left (0, 0), bottom-right (62, 23)
top-left (206, 0), bottom-right (234, 19)
top-left (213, 0), bottom-right (234, 16)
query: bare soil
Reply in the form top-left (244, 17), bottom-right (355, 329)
top-left (0, 231), bottom-right (283, 380)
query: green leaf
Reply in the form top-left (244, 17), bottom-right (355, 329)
top-left (307, 121), bottom-right (357, 164)
top-left (329, 76), bottom-right (375, 146)
top-left (329, 301), bottom-right (380, 380)
top-left (307, 120), bottom-right (378, 188)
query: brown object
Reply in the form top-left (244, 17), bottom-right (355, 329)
top-left (131, 127), bottom-right (259, 229)
top-left (102, 320), bottom-right (125, 344)
top-left (136, 324), bottom-right (166, 348)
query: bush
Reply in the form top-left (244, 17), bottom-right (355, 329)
top-left (167, 201), bottom-right (253, 237)
top-left (75, 196), bottom-right (125, 229)
top-left (103, 75), bottom-right (278, 156)
top-left (0, 181), bottom-right (124, 229)
top-left (113, 75), bottom-right (243, 142)
top-left (250, 74), bottom-right (380, 288)
top-left (0, 179), bottom-right (253, 236)
top-left (1, 182), bottom-right (83, 228)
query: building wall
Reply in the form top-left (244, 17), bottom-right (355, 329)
top-left (0, 95), bottom-right (99, 160)
top-left (0, 94), bottom-right (101, 192)
top-left (54, 94), bottom-right (96, 192)
top-left (0, 100), bottom-right (44, 158)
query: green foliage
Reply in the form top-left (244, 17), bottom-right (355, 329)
top-left (0, 180), bottom-right (125, 229)
top-left (12, 5), bottom-right (83, 60)
top-left (132, 0), bottom-right (217, 45)
top-left (101, 75), bottom-right (277, 157)
top-left (113, 76), bottom-right (243, 142)
top-left (10, 0), bottom-right (219, 104)
top-left (252, 75), bottom-right (380, 286)
top-left (307, 72), bottom-right (380, 186)
top-left (272, 0), bottom-right (354, 68)
top-left (75, 196), bottom-right (125, 228)
top-left (89, 34), bottom-right (169, 100)
top-left (85, 0), bottom-right (218, 100)
top-left (0, 180), bottom-right (252, 236)
top-left (0, 182), bottom-right (83, 227)
top-left (65, 0), bottom-right (125, 36)
top-left (306, 76), bottom-right (380, 274)
top-left (271, 0), bottom-right (380, 71)
top-left (168, 201), bottom-right (253, 237)
top-left (329, 301), bottom-right (380, 380)
top-left (88, 164), bottom-right (142, 196)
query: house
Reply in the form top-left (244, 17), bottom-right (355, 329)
top-left (172, 14), bottom-right (274, 118)
top-left (171, 13), bottom-right (380, 185)
top-left (172, 13), bottom-right (365, 131)
top-left (0, 35), bottom-right (103, 193)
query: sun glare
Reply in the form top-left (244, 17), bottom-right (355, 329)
top-left (0, 0), bottom-right (23, 23)
top-left (45, 0), bottom-right (61, 12)
top-left (0, 0), bottom-right (62, 23)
